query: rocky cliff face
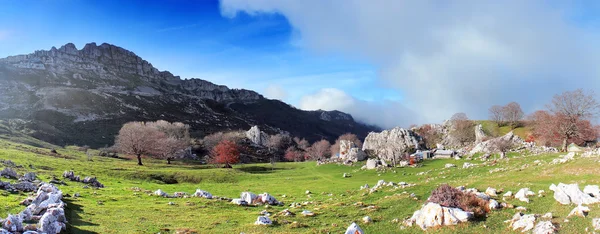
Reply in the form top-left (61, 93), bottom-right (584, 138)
top-left (362, 127), bottom-right (423, 163)
top-left (0, 42), bottom-right (376, 147)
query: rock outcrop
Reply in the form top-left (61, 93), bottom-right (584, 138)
top-left (362, 127), bottom-right (422, 163)
top-left (245, 126), bottom-right (269, 146)
top-left (338, 140), bottom-right (366, 162)
top-left (470, 131), bottom-right (524, 155)
top-left (1, 183), bottom-right (67, 234)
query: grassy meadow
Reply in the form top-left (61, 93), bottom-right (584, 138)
top-left (0, 137), bottom-right (599, 233)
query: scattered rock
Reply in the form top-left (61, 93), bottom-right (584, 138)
top-left (344, 222), bottom-right (364, 234)
top-left (0, 168), bottom-right (17, 179)
top-left (301, 210), bottom-right (315, 217)
top-left (489, 199), bottom-right (500, 210)
top-left (254, 216), bottom-right (272, 225)
top-left (13, 182), bottom-right (36, 192)
top-left (503, 191), bottom-right (513, 198)
top-left (21, 172), bottom-right (36, 182)
top-left (444, 163), bottom-right (456, 168)
top-left (231, 199), bottom-right (247, 206)
top-left (542, 213), bottom-right (553, 219)
top-left (343, 173), bottom-right (350, 178)
top-left (278, 209), bottom-right (295, 217)
top-left (515, 188), bottom-right (534, 203)
top-left (192, 189), bottom-right (212, 199)
top-left (549, 183), bottom-right (599, 205)
top-left (532, 221), bottom-right (556, 234)
top-left (154, 189), bottom-right (168, 197)
top-left (507, 212), bottom-right (536, 232)
top-left (567, 205), bottom-right (590, 218)
top-left (486, 187), bottom-right (498, 197)
top-left (462, 163), bottom-right (476, 169)
top-left (168, 202), bottom-right (175, 206)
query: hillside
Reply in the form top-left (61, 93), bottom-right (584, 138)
top-left (0, 43), bottom-right (378, 148)
top-left (476, 120), bottom-right (533, 139)
top-left (0, 136), bottom-right (599, 233)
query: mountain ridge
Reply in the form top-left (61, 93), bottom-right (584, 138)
top-left (0, 42), bottom-right (379, 147)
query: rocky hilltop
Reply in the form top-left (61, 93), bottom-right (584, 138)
top-left (0, 42), bottom-right (377, 147)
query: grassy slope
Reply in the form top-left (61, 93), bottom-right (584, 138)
top-left (477, 120), bottom-right (532, 139)
top-left (0, 139), bottom-right (599, 234)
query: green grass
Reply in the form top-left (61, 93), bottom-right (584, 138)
top-left (477, 120), bottom-right (532, 139)
top-left (0, 138), bottom-right (599, 233)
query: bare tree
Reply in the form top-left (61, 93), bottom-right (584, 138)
top-left (503, 102), bottom-right (524, 128)
top-left (115, 122), bottom-right (166, 166)
top-left (293, 137), bottom-right (310, 151)
top-left (449, 113), bottom-right (475, 145)
top-left (547, 89), bottom-right (600, 151)
top-left (491, 138), bottom-right (513, 159)
top-left (306, 139), bottom-right (331, 161)
top-left (330, 133), bottom-right (362, 157)
top-left (489, 105), bottom-right (505, 126)
top-left (157, 137), bottom-right (189, 164)
top-left (267, 133), bottom-right (292, 153)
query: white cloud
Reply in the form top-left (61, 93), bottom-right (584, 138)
top-left (221, 0), bottom-right (600, 126)
top-left (264, 84), bottom-right (288, 100)
top-left (300, 88), bottom-right (417, 129)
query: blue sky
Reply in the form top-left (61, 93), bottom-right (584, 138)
top-left (2, 0), bottom-right (600, 128)
top-left (0, 0), bottom-right (401, 112)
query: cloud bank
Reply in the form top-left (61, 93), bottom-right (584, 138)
top-left (300, 88), bottom-right (417, 129)
top-left (221, 0), bottom-right (600, 127)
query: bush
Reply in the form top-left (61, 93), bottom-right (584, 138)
top-left (427, 184), bottom-right (489, 218)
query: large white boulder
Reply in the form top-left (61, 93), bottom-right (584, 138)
top-left (583, 185), bottom-right (600, 198)
top-left (515, 188), bottom-right (534, 203)
top-left (406, 203), bottom-right (473, 230)
top-left (549, 183), bottom-right (599, 205)
top-left (362, 127), bottom-right (422, 163)
top-left (593, 218), bottom-right (600, 231)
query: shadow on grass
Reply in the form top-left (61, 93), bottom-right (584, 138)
top-left (236, 166), bottom-right (289, 174)
top-left (64, 198), bottom-right (99, 234)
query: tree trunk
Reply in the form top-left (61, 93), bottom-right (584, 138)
top-left (167, 158), bottom-right (171, 164)
top-left (500, 151), bottom-right (506, 159)
top-left (137, 154), bottom-right (143, 166)
top-left (562, 138), bottom-right (568, 152)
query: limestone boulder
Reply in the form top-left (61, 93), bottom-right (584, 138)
top-left (549, 183), bottom-right (599, 205)
top-left (362, 127), bottom-right (422, 163)
top-left (405, 203), bottom-right (473, 230)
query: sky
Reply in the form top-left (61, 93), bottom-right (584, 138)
top-left (1, 0), bottom-right (600, 129)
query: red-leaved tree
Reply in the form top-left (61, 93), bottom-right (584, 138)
top-left (210, 140), bottom-right (240, 168)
